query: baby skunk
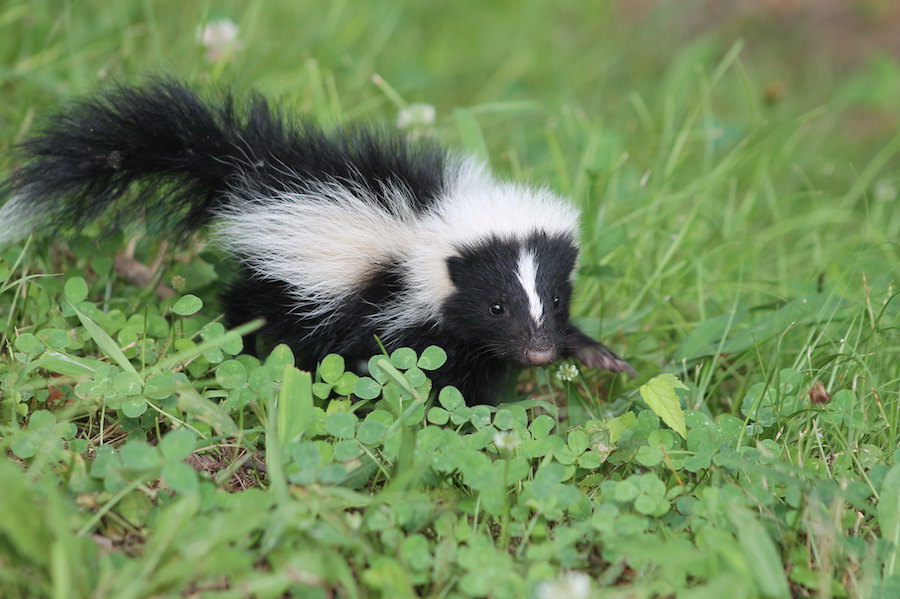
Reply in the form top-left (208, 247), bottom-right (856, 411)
top-left (0, 79), bottom-right (634, 405)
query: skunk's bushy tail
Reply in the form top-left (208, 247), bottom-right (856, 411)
top-left (0, 78), bottom-right (447, 244)
top-left (0, 79), bottom-right (264, 243)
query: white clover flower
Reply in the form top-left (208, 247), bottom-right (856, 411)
top-left (536, 571), bottom-right (592, 599)
top-left (556, 363), bottom-right (579, 382)
top-left (197, 18), bottom-right (242, 62)
top-left (493, 430), bottom-right (520, 453)
top-left (396, 103), bottom-right (436, 130)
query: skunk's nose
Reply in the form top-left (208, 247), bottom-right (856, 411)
top-left (525, 348), bottom-right (557, 365)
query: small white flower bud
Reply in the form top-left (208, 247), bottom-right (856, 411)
top-left (556, 363), bottom-right (579, 382)
top-left (396, 103), bottom-right (436, 130)
top-left (197, 18), bottom-right (242, 62)
top-left (536, 571), bottom-right (591, 599)
top-left (492, 431), bottom-right (520, 452)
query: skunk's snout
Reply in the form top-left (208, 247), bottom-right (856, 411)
top-left (525, 347), bottom-right (557, 365)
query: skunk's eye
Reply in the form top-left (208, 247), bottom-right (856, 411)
top-left (489, 302), bottom-right (504, 316)
top-left (553, 295), bottom-right (561, 307)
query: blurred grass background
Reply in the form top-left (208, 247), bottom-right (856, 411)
top-left (1, 1), bottom-right (899, 596)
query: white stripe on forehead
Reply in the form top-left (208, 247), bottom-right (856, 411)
top-left (516, 250), bottom-right (544, 326)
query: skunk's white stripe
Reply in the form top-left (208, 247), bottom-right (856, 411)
top-left (215, 180), bottom-right (421, 324)
top-left (425, 159), bottom-right (580, 249)
top-left (516, 250), bottom-right (544, 325)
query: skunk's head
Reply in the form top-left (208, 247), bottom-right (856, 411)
top-left (442, 233), bottom-right (579, 366)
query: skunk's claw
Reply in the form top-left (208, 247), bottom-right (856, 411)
top-left (573, 344), bottom-right (636, 377)
top-left (563, 323), bottom-right (636, 377)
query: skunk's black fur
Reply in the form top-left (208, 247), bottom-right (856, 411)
top-left (0, 79), bottom-right (634, 405)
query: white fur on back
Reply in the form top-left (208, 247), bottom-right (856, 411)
top-left (216, 180), bottom-right (421, 323)
top-left (215, 157), bottom-right (580, 341)
top-left (425, 159), bottom-right (579, 247)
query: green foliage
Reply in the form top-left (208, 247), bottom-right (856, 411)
top-left (1, 1), bottom-right (899, 597)
top-left (170, 294), bottom-right (203, 316)
top-left (639, 373), bottom-right (688, 438)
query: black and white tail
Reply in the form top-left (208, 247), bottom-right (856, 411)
top-left (0, 78), bottom-right (446, 243)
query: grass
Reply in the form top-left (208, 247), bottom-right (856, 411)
top-left (1, 0), bottom-right (899, 597)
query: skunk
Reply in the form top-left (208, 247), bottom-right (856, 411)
top-left (0, 79), bottom-right (634, 405)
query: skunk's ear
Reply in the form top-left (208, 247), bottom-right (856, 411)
top-left (445, 255), bottom-right (467, 286)
top-left (563, 324), bottom-right (636, 376)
